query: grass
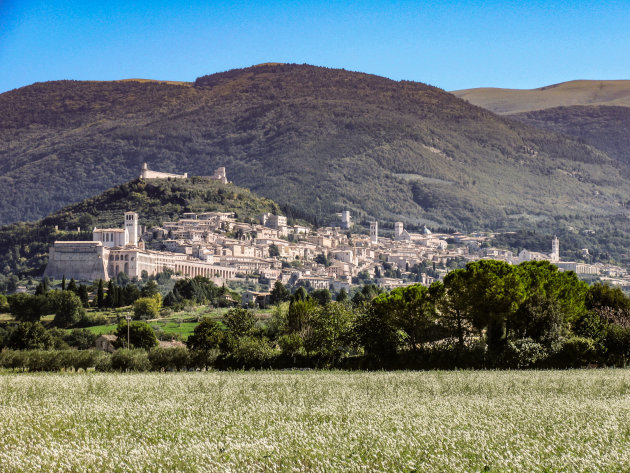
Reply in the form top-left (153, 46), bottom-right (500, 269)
top-left (0, 370), bottom-right (628, 472)
top-left (150, 321), bottom-right (198, 340)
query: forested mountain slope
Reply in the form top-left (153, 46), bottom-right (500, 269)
top-left (2, 64), bottom-right (629, 230)
top-left (510, 106), bottom-right (630, 167)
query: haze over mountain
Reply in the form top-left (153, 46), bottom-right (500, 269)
top-left (1, 64), bottom-right (629, 231)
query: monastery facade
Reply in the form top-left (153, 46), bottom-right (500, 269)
top-left (44, 211), bottom-right (237, 282)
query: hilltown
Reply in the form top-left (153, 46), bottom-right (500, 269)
top-left (44, 165), bottom-right (630, 296)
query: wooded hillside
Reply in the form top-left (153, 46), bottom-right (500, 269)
top-left (2, 64), bottom-right (629, 231)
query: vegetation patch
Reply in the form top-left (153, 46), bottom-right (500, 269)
top-left (0, 370), bottom-right (628, 472)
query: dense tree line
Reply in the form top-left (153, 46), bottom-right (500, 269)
top-left (2, 261), bottom-right (630, 371)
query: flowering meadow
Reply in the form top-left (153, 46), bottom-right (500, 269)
top-left (0, 370), bottom-right (629, 472)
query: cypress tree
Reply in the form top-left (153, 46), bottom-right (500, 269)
top-left (67, 278), bottom-right (78, 293)
top-left (97, 279), bottom-right (105, 308)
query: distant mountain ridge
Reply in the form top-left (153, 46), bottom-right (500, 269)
top-left (1, 64), bottom-right (629, 231)
top-left (452, 80), bottom-right (630, 114)
top-left (451, 80), bottom-right (630, 168)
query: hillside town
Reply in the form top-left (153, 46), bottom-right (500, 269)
top-left (43, 167), bottom-right (630, 299)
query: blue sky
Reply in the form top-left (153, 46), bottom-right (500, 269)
top-left (1, 0), bottom-right (629, 93)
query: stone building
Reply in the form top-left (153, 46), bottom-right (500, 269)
top-left (44, 211), bottom-right (238, 282)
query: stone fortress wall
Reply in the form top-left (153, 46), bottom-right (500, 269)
top-left (44, 241), bottom-right (109, 281)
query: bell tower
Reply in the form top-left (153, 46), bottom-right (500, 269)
top-left (370, 221), bottom-right (378, 245)
top-left (125, 212), bottom-right (139, 246)
top-left (551, 235), bottom-right (559, 262)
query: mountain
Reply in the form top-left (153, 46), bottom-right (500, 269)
top-left (511, 106), bottom-right (630, 167)
top-left (0, 177), bottom-right (281, 277)
top-left (1, 64), bottom-right (629, 232)
top-left (452, 80), bottom-right (630, 168)
top-left (452, 80), bottom-right (630, 114)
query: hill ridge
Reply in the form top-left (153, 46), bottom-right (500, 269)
top-left (452, 79), bottom-right (630, 114)
top-left (1, 64), bottom-right (629, 233)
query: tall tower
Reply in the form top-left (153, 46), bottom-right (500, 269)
top-left (370, 221), bottom-right (378, 245)
top-left (341, 211), bottom-right (352, 229)
top-left (551, 235), bottom-right (559, 262)
top-left (125, 212), bottom-right (139, 246)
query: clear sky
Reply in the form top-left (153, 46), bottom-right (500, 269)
top-left (2, 0), bottom-right (629, 94)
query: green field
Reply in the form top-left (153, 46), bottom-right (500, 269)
top-left (0, 370), bottom-right (628, 472)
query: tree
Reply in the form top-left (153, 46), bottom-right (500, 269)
top-left (432, 271), bottom-right (474, 348)
top-left (34, 279), bottom-right (49, 296)
top-left (140, 280), bottom-right (159, 298)
top-left (586, 283), bottom-right (630, 311)
top-left (314, 253), bottom-right (332, 267)
top-left (463, 260), bottom-right (526, 352)
top-left (287, 297), bottom-right (317, 333)
top-left (133, 295), bottom-right (162, 320)
top-left (113, 320), bottom-right (158, 350)
top-left (224, 307), bottom-right (256, 338)
top-left (163, 289), bottom-right (183, 308)
top-left (270, 281), bottom-right (290, 305)
top-left (107, 280), bottom-right (117, 308)
top-left (8, 293), bottom-right (48, 322)
top-left (6, 322), bottom-right (53, 350)
top-left (336, 288), bottom-right (348, 304)
top-left (65, 328), bottom-right (98, 350)
top-left (372, 284), bottom-right (438, 351)
top-left (78, 284), bottom-right (89, 307)
top-left (61, 275), bottom-right (66, 291)
top-left (311, 288), bottom-right (332, 306)
top-left (301, 302), bottom-right (355, 361)
top-left (510, 294), bottom-right (567, 347)
top-left (187, 317), bottom-right (224, 352)
top-left (67, 278), bottom-right (78, 294)
top-left (122, 284), bottom-right (141, 306)
top-left (48, 290), bottom-right (85, 328)
top-left (268, 244), bottom-right (280, 257)
top-left (96, 279), bottom-right (105, 308)
top-left (0, 294), bottom-right (9, 313)
top-left (353, 303), bottom-right (401, 363)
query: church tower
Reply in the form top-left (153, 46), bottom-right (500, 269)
top-left (370, 221), bottom-right (378, 245)
top-left (125, 212), bottom-right (139, 246)
top-left (551, 235), bottom-right (559, 262)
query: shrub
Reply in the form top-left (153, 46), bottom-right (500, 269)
top-left (133, 296), bottom-right (162, 320)
top-left (0, 350), bottom-right (28, 370)
top-left (93, 351), bottom-right (112, 372)
top-left (278, 333), bottom-right (305, 356)
top-left (553, 337), bottom-right (599, 368)
top-left (603, 325), bottom-right (630, 367)
top-left (148, 347), bottom-right (190, 371)
top-left (111, 349), bottom-right (151, 372)
top-left (25, 350), bottom-right (63, 372)
top-left (188, 348), bottom-right (219, 370)
top-left (76, 311), bottom-right (109, 328)
top-left (65, 329), bottom-right (98, 350)
top-left (230, 336), bottom-right (276, 368)
top-left (502, 338), bottom-right (548, 368)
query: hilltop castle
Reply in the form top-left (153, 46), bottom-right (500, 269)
top-left (139, 163), bottom-right (228, 184)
